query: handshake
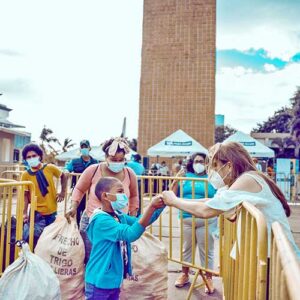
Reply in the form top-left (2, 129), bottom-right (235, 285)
top-left (149, 191), bottom-right (178, 209)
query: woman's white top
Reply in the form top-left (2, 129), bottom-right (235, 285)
top-left (206, 172), bottom-right (300, 257)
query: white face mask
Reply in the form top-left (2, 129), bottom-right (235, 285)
top-left (208, 170), bottom-right (226, 189)
top-left (193, 163), bottom-right (205, 174)
top-left (208, 164), bottom-right (229, 190)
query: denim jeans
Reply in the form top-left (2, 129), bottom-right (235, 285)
top-left (79, 210), bottom-right (91, 264)
top-left (85, 283), bottom-right (120, 300)
top-left (43, 212), bottom-right (57, 226)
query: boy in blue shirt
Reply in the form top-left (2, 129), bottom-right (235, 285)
top-left (85, 177), bottom-right (165, 300)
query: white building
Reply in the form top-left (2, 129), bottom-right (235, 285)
top-left (0, 104), bottom-right (31, 163)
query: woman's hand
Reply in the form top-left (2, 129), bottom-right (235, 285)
top-left (162, 191), bottom-right (178, 206)
top-left (65, 201), bottom-right (79, 223)
top-left (175, 168), bottom-right (185, 178)
top-left (150, 194), bottom-right (165, 209)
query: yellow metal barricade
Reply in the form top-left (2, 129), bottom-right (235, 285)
top-left (0, 170), bottom-right (23, 181)
top-left (139, 175), bottom-right (219, 299)
top-left (270, 222), bottom-right (300, 300)
top-left (219, 201), bottom-right (268, 300)
top-left (0, 164), bottom-right (25, 175)
top-left (0, 181), bottom-right (37, 275)
top-left (62, 172), bottom-right (89, 215)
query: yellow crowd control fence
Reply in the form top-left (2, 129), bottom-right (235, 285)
top-left (219, 201), bottom-right (268, 300)
top-left (139, 175), bottom-right (219, 299)
top-left (270, 222), bottom-right (300, 300)
top-left (0, 170), bottom-right (24, 185)
top-left (9, 170), bottom-right (298, 300)
top-left (0, 180), bottom-right (37, 276)
top-left (62, 172), bottom-right (88, 214)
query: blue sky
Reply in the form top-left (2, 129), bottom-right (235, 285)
top-left (217, 49), bottom-right (300, 72)
top-left (0, 0), bottom-right (300, 147)
top-left (216, 0), bottom-right (300, 131)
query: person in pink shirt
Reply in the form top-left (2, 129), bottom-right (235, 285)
top-left (65, 137), bottom-right (139, 262)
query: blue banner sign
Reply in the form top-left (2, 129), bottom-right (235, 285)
top-left (240, 141), bottom-right (256, 146)
top-left (165, 141), bottom-right (192, 146)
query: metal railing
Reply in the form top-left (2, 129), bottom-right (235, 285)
top-left (0, 181), bottom-right (37, 275)
top-left (0, 169), bottom-right (300, 300)
top-left (219, 201), bottom-right (268, 300)
top-left (270, 222), bottom-right (300, 300)
top-left (0, 170), bottom-right (24, 182)
top-left (139, 175), bottom-right (218, 299)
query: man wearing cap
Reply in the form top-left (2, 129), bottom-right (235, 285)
top-left (64, 140), bottom-right (98, 225)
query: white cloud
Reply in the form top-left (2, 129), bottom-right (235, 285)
top-left (216, 62), bottom-right (300, 133)
top-left (217, 25), bottom-right (300, 61)
top-left (221, 66), bottom-right (254, 77)
top-left (217, 1), bottom-right (300, 60)
top-left (264, 64), bottom-right (277, 73)
top-left (0, 0), bottom-right (143, 146)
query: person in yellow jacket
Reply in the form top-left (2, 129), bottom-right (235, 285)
top-left (21, 143), bottom-right (67, 225)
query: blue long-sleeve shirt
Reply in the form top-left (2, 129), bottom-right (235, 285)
top-left (85, 207), bottom-right (164, 289)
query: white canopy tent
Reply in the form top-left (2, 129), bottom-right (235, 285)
top-left (55, 146), bottom-right (136, 162)
top-left (223, 131), bottom-right (275, 158)
top-left (147, 129), bottom-right (208, 157)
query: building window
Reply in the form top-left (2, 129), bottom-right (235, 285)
top-left (2, 138), bottom-right (11, 162)
top-left (13, 149), bottom-right (20, 163)
top-left (14, 135), bottom-right (31, 149)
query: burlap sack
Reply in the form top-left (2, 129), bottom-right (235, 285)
top-left (120, 232), bottom-right (168, 300)
top-left (35, 216), bottom-right (85, 300)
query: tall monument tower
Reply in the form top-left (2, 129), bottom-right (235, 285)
top-left (138, 0), bottom-right (216, 155)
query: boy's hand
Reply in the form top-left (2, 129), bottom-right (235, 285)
top-left (150, 195), bottom-right (165, 209)
top-left (162, 191), bottom-right (178, 206)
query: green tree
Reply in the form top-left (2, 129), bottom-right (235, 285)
top-left (253, 87), bottom-right (300, 134)
top-left (290, 87), bottom-right (300, 157)
top-left (39, 126), bottom-right (76, 162)
top-left (215, 125), bottom-right (237, 143)
top-left (61, 138), bottom-right (75, 152)
top-left (39, 126), bottom-right (60, 160)
top-left (252, 107), bottom-right (292, 133)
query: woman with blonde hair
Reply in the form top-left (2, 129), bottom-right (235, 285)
top-left (163, 142), bottom-right (300, 258)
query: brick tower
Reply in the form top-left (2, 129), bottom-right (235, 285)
top-left (138, 0), bottom-right (216, 156)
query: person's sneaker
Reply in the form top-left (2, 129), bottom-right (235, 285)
top-left (205, 278), bottom-right (215, 294)
top-left (175, 273), bottom-right (190, 288)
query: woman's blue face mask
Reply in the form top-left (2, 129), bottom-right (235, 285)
top-left (107, 161), bottom-right (125, 173)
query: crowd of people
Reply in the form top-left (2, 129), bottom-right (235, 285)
top-left (19, 137), bottom-right (300, 299)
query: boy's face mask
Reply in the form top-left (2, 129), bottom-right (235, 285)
top-left (108, 193), bottom-right (129, 211)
